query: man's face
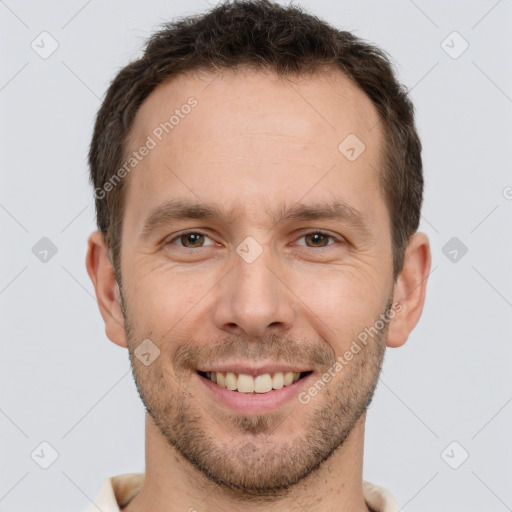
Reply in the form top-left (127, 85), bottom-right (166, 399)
top-left (118, 68), bottom-right (395, 494)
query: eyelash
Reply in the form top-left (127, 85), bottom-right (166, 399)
top-left (166, 230), bottom-right (342, 249)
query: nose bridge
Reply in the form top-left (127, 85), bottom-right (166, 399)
top-left (235, 242), bottom-right (275, 299)
top-left (214, 238), bottom-right (295, 337)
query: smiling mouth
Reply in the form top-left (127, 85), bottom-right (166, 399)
top-left (197, 370), bottom-right (312, 394)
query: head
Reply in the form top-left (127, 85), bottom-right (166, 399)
top-left (86, 0), bottom-right (430, 497)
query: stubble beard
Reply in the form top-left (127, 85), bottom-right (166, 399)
top-left (121, 294), bottom-right (390, 498)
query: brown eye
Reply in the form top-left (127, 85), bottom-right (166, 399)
top-left (300, 232), bottom-right (337, 248)
top-left (180, 233), bottom-right (204, 247)
top-left (168, 232), bottom-right (214, 248)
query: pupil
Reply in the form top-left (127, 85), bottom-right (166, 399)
top-left (184, 233), bottom-right (203, 247)
top-left (309, 233), bottom-right (327, 247)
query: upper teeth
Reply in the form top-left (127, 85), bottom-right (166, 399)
top-left (206, 371), bottom-right (301, 393)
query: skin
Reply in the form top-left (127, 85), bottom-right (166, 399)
top-left (86, 67), bottom-right (431, 512)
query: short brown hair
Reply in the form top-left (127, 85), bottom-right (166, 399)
top-left (89, 0), bottom-right (423, 281)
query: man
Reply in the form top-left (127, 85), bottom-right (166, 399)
top-left (85, 1), bottom-right (431, 511)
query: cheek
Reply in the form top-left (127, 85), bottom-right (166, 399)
top-left (293, 267), bottom-right (390, 345)
top-left (127, 264), bottom-right (216, 335)
top-left (125, 272), bottom-right (178, 333)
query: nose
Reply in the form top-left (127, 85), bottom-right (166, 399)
top-left (212, 244), bottom-right (296, 340)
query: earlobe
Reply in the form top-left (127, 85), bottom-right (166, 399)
top-left (85, 231), bottom-right (128, 348)
top-left (386, 232), bottom-right (431, 348)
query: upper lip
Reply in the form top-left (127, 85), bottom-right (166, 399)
top-left (197, 362), bottom-right (312, 375)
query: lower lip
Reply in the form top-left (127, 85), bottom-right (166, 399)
top-left (196, 372), bottom-right (313, 414)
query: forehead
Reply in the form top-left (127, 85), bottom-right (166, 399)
top-left (123, 67), bottom-right (385, 230)
top-left (129, 67), bottom-right (382, 153)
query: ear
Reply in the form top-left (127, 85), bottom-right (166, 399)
top-left (387, 232), bottom-right (431, 348)
top-left (85, 231), bottom-right (128, 348)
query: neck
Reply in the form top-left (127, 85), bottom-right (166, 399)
top-left (123, 413), bottom-right (370, 512)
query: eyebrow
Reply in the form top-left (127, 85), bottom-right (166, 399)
top-left (140, 197), bottom-right (372, 239)
top-left (272, 200), bottom-right (371, 233)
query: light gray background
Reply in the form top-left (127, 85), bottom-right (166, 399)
top-left (1, 0), bottom-right (511, 510)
